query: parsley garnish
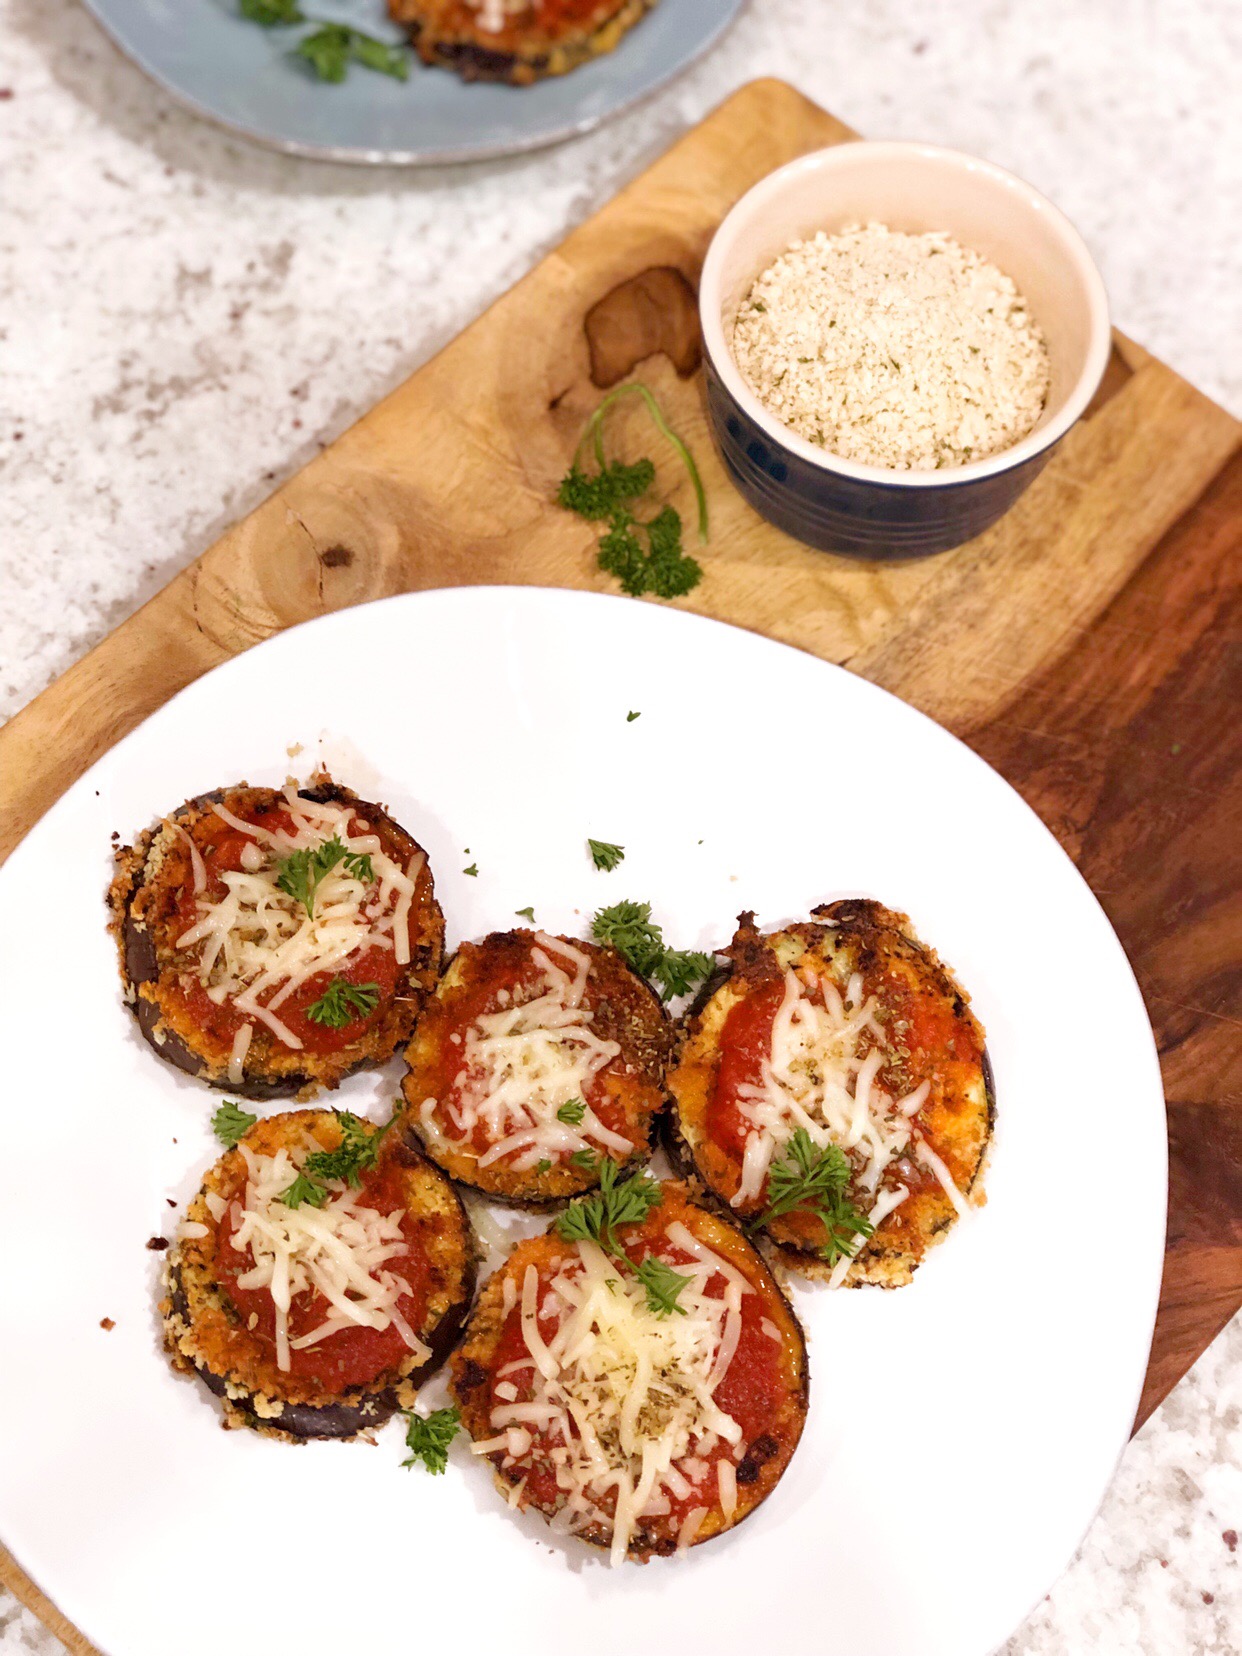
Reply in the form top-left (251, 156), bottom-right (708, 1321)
top-left (632, 1255), bottom-right (692, 1317)
top-left (569, 1149), bottom-right (598, 1170)
top-left (240, 0), bottom-right (304, 23)
top-left (401, 1406), bottom-right (461, 1474)
top-left (295, 23), bottom-right (409, 81)
top-left (279, 1112), bottom-right (391, 1208)
top-left (556, 1099), bottom-right (586, 1126)
top-left (588, 838), bottom-right (625, 872)
top-left (306, 978), bottom-right (381, 1029)
top-left (554, 1163), bottom-right (688, 1316)
top-left (555, 1159), bottom-right (663, 1252)
top-left (274, 836), bottom-right (373, 918)
top-left (748, 1128), bottom-right (875, 1265)
top-left (556, 384), bottom-right (707, 600)
top-left (212, 1100), bottom-right (257, 1148)
top-left (535, 1158), bottom-right (553, 1175)
top-left (515, 907), bottom-right (536, 922)
top-left (626, 710), bottom-right (641, 722)
top-left (463, 863), bottom-right (478, 877)
top-left (591, 899), bottom-right (713, 1001)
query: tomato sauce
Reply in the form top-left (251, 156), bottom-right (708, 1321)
top-left (425, 939), bottom-right (631, 1158)
top-left (167, 800), bottom-right (416, 1057)
top-left (215, 1160), bottom-right (430, 1391)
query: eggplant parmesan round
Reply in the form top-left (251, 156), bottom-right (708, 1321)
top-left (400, 929), bottom-right (670, 1206)
top-left (387, 0), bottom-right (656, 85)
top-left (451, 1180), bottom-right (808, 1562)
top-left (109, 778), bottom-right (444, 1098)
top-left (162, 1109), bottom-right (475, 1440)
top-left (666, 901), bottom-right (993, 1285)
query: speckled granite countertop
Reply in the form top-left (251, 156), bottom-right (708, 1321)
top-left (1, 1), bottom-right (1238, 1650)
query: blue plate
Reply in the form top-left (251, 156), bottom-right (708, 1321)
top-left (79, 0), bottom-right (745, 163)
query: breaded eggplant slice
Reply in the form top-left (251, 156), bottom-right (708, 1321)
top-left (400, 929), bottom-right (670, 1206)
top-left (108, 778), bottom-right (444, 1098)
top-left (452, 1181), bottom-right (807, 1560)
top-left (666, 902), bottom-right (993, 1285)
top-left (388, 0), bottom-right (656, 85)
top-left (162, 1110), bottom-right (475, 1441)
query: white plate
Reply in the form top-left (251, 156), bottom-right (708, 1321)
top-left (0, 588), bottom-right (1165, 1656)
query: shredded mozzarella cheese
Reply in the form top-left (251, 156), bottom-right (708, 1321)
top-left (173, 788), bottom-right (419, 1051)
top-left (224, 1139), bottom-right (429, 1374)
top-left (440, 935), bottom-right (629, 1170)
top-left (482, 1235), bottom-right (751, 1564)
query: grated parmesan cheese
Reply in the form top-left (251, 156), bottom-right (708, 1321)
top-left (731, 222), bottom-right (1051, 471)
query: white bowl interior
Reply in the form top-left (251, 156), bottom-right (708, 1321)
top-left (705, 142), bottom-right (1111, 480)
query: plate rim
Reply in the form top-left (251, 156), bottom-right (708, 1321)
top-left (76, 0), bottom-right (747, 165)
top-left (0, 585), bottom-right (1168, 1656)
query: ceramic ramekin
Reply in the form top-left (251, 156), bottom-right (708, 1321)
top-left (699, 141), bottom-right (1112, 559)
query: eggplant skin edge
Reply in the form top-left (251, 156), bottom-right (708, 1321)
top-left (109, 782), bottom-right (444, 1101)
top-left (451, 1187), bottom-right (809, 1559)
top-left (664, 901), bottom-right (995, 1287)
top-left (160, 1129), bottom-right (477, 1443)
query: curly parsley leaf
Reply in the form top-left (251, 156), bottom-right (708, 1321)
top-left (590, 900), bottom-right (713, 1002)
top-left (306, 978), bottom-right (381, 1029)
top-left (556, 1099), bottom-right (586, 1126)
top-left (463, 863), bottom-right (478, 878)
top-left (515, 907), bottom-right (536, 922)
top-left (212, 1100), bottom-right (257, 1148)
top-left (240, 0), bottom-right (304, 23)
top-left (401, 1406), bottom-right (461, 1475)
top-left (588, 838), bottom-right (625, 872)
top-left (295, 23), bottom-right (408, 82)
top-left (279, 1112), bottom-right (392, 1207)
top-left (273, 835), bottom-right (373, 918)
top-left (749, 1128), bottom-right (875, 1264)
top-left (555, 1159), bottom-right (663, 1253)
top-left (556, 384), bottom-right (706, 601)
top-left (632, 1255), bottom-right (692, 1317)
top-left (568, 1149), bottom-right (598, 1170)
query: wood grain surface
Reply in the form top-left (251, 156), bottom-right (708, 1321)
top-left (0, 79), bottom-right (1238, 1653)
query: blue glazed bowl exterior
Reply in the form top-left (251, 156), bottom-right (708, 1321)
top-left (704, 356), bottom-right (1055, 560)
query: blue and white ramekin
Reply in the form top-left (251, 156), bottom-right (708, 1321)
top-left (699, 141), bottom-right (1112, 560)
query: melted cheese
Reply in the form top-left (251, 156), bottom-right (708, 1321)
top-left (479, 1232), bottom-right (751, 1564)
top-left (221, 1138), bottom-right (430, 1373)
top-left (732, 965), bottom-right (925, 1207)
top-left (440, 935), bottom-right (630, 1171)
top-left (174, 788), bottom-right (420, 1052)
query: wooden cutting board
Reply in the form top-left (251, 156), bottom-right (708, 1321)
top-left (1, 79), bottom-right (1238, 1653)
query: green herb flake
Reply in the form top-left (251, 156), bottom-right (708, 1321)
top-left (463, 863), bottom-right (478, 877)
top-left (535, 1158), bottom-right (553, 1175)
top-left (632, 1255), bottom-right (692, 1317)
top-left (294, 23), bottom-right (408, 82)
top-left (306, 978), bottom-right (380, 1029)
top-left (626, 710), bottom-right (641, 722)
top-left (515, 906), bottom-right (536, 922)
top-left (591, 899), bottom-right (713, 1002)
top-left (748, 1128), bottom-right (875, 1265)
top-left (401, 1406), bottom-right (461, 1475)
top-left (588, 838), bottom-right (625, 872)
top-left (240, 0), bottom-right (304, 24)
top-left (556, 1099), bottom-right (586, 1126)
top-left (212, 1100), bottom-right (258, 1148)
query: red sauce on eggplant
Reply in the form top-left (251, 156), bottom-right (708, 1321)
top-left (215, 1159), bottom-right (429, 1391)
top-left (168, 801), bottom-right (414, 1057)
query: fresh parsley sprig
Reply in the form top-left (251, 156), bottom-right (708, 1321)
top-left (307, 978), bottom-right (381, 1029)
top-left (591, 899), bottom-right (714, 1002)
top-left (401, 1406), bottom-right (461, 1474)
top-left (212, 1100), bottom-right (258, 1148)
top-left (749, 1128), bottom-right (875, 1265)
top-left (279, 1111), bottom-right (392, 1209)
top-left (239, 0), bottom-right (411, 83)
top-left (554, 1162), bottom-right (689, 1316)
top-left (274, 835), bottom-right (374, 919)
top-left (557, 383), bottom-right (707, 601)
top-left (556, 1099), bottom-right (586, 1126)
top-left (588, 838), bottom-right (625, 872)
